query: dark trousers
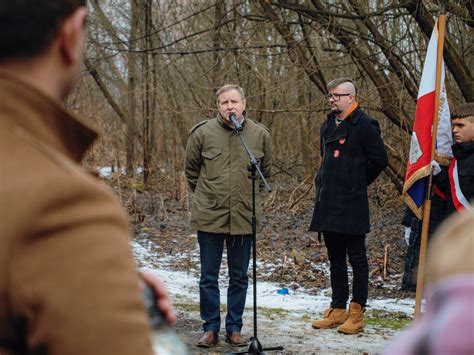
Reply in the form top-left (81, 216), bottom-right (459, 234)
top-left (323, 232), bottom-right (368, 309)
top-left (198, 231), bottom-right (252, 333)
top-left (402, 222), bottom-right (436, 291)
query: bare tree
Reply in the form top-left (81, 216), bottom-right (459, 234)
top-left (78, 0), bottom-right (472, 193)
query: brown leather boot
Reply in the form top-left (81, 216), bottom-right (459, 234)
top-left (338, 302), bottom-right (364, 334)
top-left (196, 331), bottom-right (219, 347)
top-left (312, 307), bottom-right (348, 329)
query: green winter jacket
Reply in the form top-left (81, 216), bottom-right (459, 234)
top-left (185, 115), bottom-right (272, 235)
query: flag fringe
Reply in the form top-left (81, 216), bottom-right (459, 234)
top-left (434, 152), bottom-right (452, 166)
top-left (402, 165), bottom-right (432, 219)
top-left (402, 165), bottom-right (431, 195)
top-left (403, 195), bottom-right (423, 220)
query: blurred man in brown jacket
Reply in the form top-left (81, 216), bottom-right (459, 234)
top-left (0, 1), bottom-right (173, 354)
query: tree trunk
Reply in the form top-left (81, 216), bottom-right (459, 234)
top-left (212, 1), bottom-right (225, 89)
top-left (297, 70), bottom-right (313, 179)
top-left (126, 0), bottom-right (139, 176)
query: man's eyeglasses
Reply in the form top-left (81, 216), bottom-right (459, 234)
top-left (326, 93), bottom-right (351, 101)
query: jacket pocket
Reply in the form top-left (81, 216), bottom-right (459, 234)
top-left (255, 152), bottom-right (264, 165)
top-left (202, 148), bottom-right (222, 180)
top-left (195, 192), bottom-right (217, 209)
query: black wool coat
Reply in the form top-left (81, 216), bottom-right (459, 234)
top-left (309, 107), bottom-right (388, 235)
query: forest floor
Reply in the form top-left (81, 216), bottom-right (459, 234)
top-left (106, 172), bottom-right (416, 354)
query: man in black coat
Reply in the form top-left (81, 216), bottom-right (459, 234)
top-left (310, 78), bottom-right (388, 334)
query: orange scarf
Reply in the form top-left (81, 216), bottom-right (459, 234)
top-left (341, 101), bottom-right (358, 119)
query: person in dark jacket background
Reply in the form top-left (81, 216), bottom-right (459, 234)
top-left (401, 192), bottom-right (447, 292)
top-left (310, 78), bottom-right (388, 334)
top-left (433, 102), bottom-right (474, 216)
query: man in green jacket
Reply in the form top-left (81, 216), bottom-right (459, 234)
top-left (185, 84), bottom-right (272, 348)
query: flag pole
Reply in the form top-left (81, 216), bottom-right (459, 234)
top-left (414, 9), bottom-right (447, 319)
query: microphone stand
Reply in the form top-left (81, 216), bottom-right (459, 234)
top-left (230, 124), bottom-right (283, 355)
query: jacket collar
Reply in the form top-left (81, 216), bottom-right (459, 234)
top-left (452, 141), bottom-right (474, 160)
top-left (217, 114), bottom-right (247, 131)
top-left (327, 105), bottom-right (363, 125)
top-left (322, 106), bottom-right (365, 144)
top-left (0, 69), bottom-right (98, 162)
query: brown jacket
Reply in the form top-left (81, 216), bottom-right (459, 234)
top-left (0, 70), bottom-right (153, 355)
top-left (185, 116), bottom-right (272, 235)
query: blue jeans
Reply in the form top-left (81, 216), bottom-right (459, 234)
top-left (198, 231), bottom-right (252, 333)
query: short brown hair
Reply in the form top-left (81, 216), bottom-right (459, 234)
top-left (451, 102), bottom-right (474, 122)
top-left (326, 78), bottom-right (357, 97)
top-left (0, 0), bottom-right (86, 62)
top-left (215, 84), bottom-right (245, 104)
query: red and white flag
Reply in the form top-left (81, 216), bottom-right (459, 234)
top-left (403, 20), bottom-right (452, 219)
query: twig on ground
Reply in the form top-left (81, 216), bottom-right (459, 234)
top-left (384, 244), bottom-right (390, 280)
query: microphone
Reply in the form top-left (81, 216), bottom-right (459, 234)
top-left (229, 113), bottom-right (243, 132)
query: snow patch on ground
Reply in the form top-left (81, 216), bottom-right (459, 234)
top-left (132, 239), bottom-right (416, 353)
top-left (132, 240), bottom-right (414, 315)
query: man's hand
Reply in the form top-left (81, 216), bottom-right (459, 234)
top-left (431, 160), bottom-right (441, 176)
top-left (404, 227), bottom-right (411, 246)
top-left (140, 272), bottom-right (177, 326)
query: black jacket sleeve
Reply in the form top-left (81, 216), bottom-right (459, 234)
top-left (363, 119), bottom-right (388, 185)
top-left (433, 166), bottom-right (449, 196)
